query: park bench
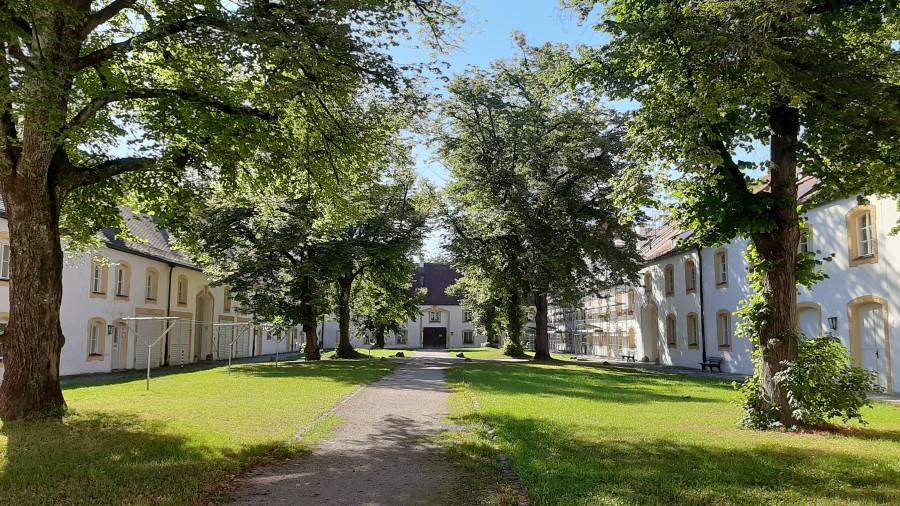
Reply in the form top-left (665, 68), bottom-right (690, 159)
top-left (621, 348), bottom-right (636, 362)
top-left (700, 356), bottom-right (724, 372)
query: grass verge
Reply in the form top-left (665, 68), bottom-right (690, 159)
top-left (442, 361), bottom-right (900, 506)
top-left (0, 360), bottom-right (395, 505)
top-left (448, 347), bottom-right (533, 360)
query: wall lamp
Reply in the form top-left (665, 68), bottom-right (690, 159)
top-left (827, 317), bottom-right (838, 331)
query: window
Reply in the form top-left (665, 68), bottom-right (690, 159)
top-left (114, 262), bottom-right (130, 299)
top-left (687, 313), bottom-right (700, 348)
top-left (799, 225), bottom-right (813, 254)
top-left (92, 264), bottom-right (102, 293)
top-left (224, 287), bottom-right (232, 313)
top-left (846, 205), bottom-right (878, 267)
top-left (615, 291), bottom-right (624, 314)
top-left (463, 310), bottom-right (473, 323)
top-left (0, 242), bottom-right (9, 280)
top-left (176, 275), bottom-right (188, 306)
top-left (145, 268), bottom-right (158, 302)
top-left (715, 250), bottom-right (728, 287)
top-left (526, 311), bottom-right (534, 322)
top-left (644, 271), bottom-right (652, 295)
top-left (628, 327), bottom-right (636, 348)
top-left (90, 259), bottom-right (108, 298)
top-left (717, 311), bottom-right (732, 349)
top-left (685, 260), bottom-right (697, 293)
top-left (429, 311), bottom-right (441, 323)
top-left (396, 330), bottom-right (408, 345)
top-left (87, 318), bottom-right (106, 361)
top-left (463, 330), bottom-right (474, 344)
top-left (664, 264), bottom-right (675, 296)
top-left (666, 315), bottom-right (677, 348)
top-left (857, 213), bottom-right (874, 257)
top-left (627, 290), bottom-right (635, 314)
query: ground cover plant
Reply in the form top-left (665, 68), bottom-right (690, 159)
top-left (448, 348), bottom-right (533, 360)
top-left (0, 361), bottom-right (395, 505)
top-left (443, 362), bottom-right (900, 505)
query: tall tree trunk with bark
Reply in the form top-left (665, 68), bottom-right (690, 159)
top-left (302, 276), bottom-right (321, 361)
top-left (505, 292), bottom-right (522, 345)
top-left (751, 106), bottom-right (801, 427)
top-left (335, 274), bottom-right (356, 358)
top-left (0, 167), bottom-right (69, 420)
top-left (532, 291), bottom-right (551, 361)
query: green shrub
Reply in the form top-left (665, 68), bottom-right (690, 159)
top-left (501, 339), bottom-right (527, 358)
top-left (736, 333), bottom-right (883, 429)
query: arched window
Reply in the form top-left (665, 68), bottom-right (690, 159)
top-left (615, 291), bottom-right (623, 315)
top-left (627, 290), bottom-right (635, 315)
top-left (714, 249), bottom-right (728, 288)
top-left (846, 205), bottom-right (878, 267)
top-left (145, 268), bottom-right (159, 303)
top-left (799, 224), bottom-right (814, 254)
top-left (87, 317), bottom-right (107, 361)
top-left (114, 261), bottom-right (131, 300)
top-left (666, 314), bottom-right (677, 348)
top-left (687, 313), bottom-right (700, 348)
top-left (685, 260), bottom-right (697, 293)
top-left (664, 264), bottom-right (675, 296)
top-left (90, 258), bottom-right (109, 299)
top-left (716, 310), bottom-right (732, 349)
top-left (177, 275), bottom-right (189, 306)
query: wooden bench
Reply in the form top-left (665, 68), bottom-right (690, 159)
top-left (700, 356), bottom-right (723, 372)
top-left (621, 349), bottom-right (636, 362)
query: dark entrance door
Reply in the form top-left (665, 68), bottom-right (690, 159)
top-left (422, 327), bottom-right (447, 348)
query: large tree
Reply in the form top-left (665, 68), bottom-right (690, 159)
top-left (331, 171), bottom-right (431, 357)
top-left (0, 0), bottom-right (462, 420)
top-left (569, 0), bottom-right (900, 427)
top-left (437, 35), bottom-right (642, 361)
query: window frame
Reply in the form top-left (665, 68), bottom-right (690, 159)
top-left (716, 311), bottom-right (732, 350)
top-left (176, 275), bottom-right (188, 306)
top-left (664, 264), bottom-right (675, 297)
top-left (685, 260), bottom-right (697, 294)
top-left (687, 313), bottom-right (700, 348)
top-left (462, 310), bottom-right (473, 323)
top-left (463, 329), bottom-right (475, 344)
top-left (428, 311), bottom-right (441, 323)
top-left (799, 224), bottom-right (813, 254)
top-left (666, 314), bottom-right (677, 348)
top-left (714, 249), bottom-right (728, 288)
top-left (89, 259), bottom-right (109, 299)
top-left (86, 318), bottom-right (106, 361)
top-left (847, 205), bottom-right (879, 267)
top-left (0, 242), bottom-right (9, 281)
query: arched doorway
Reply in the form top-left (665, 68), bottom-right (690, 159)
top-left (641, 302), bottom-right (659, 362)
top-left (848, 296), bottom-right (892, 392)
top-left (195, 291), bottom-right (214, 361)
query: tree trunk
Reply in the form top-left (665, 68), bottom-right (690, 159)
top-left (505, 292), bottom-right (522, 345)
top-left (0, 172), bottom-right (68, 420)
top-left (751, 106), bottom-right (801, 427)
top-left (532, 292), bottom-right (552, 361)
top-left (335, 275), bottom-right (356, 358)
top-left (302, 276), bottom-right (321, 361)
top-left (374, 325), bottom-right (386, 348)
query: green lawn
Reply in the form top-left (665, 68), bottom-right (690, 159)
top-left (322, 347), bottom-right (416, 359)
top-left (448, 347), bottom-right (533, 360)
top-left (443, 361), bottom-right (900, 505)
top-left (0, 361), bottom-right (395, 505)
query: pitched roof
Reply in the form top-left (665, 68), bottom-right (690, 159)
top-left (412, 263), bottom-right (462, 306)
top-left (99, 211), bottom-right (199, 270)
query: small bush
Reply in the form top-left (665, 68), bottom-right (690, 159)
top-left (501, 339), bottom-right (527, 358)
top-left (736, 333), bottom-right (883, 429)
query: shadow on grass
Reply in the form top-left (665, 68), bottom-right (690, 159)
top-left (454, 361), bottom-right (734, 405)
top-left (0, 411), bottom-right (298, 505)
top-left (230, 360), bottom-right (395, 380)
top-left (451, 411), bottom-right (900, 505)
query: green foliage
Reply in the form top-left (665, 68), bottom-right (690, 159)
top-left (500, 338), bottom-right (527, 359)
top-left (736, 334), bottom-right (883, 429)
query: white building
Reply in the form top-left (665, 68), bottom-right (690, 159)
top-left (0, 211), bottom-right (299, 379)
top-left (550, 180), bottom-right (899, 393)
top-left (321, 262), bottom-right (485, 350)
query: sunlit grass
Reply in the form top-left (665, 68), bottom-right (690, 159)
top-left (322, 347), bottom-right (416, 359)
top-left (443, 361), bottom-right (900, 505)
top-left (448, 347), bottom-right (533, 360)
top-left (0, 361), bottom-right (395, 505)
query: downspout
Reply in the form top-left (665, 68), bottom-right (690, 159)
top-left (163, 263), bottom-right (174, 365)
top-left (697, 247), bottom-right (708, 363)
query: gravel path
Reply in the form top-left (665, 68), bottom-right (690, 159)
top-left (233, 350), bottom-right (464, 505)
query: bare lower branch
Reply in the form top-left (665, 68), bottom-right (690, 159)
top-left (60, 156), bottom-right (158, 192)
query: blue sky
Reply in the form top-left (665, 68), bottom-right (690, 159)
top-left (400, 1), bottom-right (605, 255)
